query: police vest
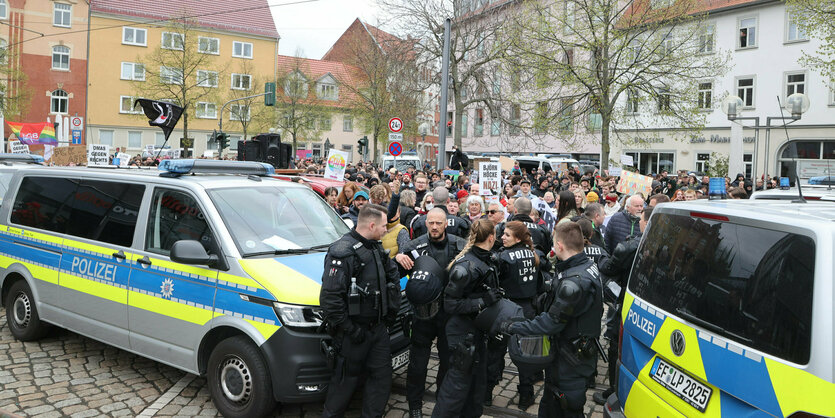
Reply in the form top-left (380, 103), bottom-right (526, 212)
top-left (498, 244), bottom-right (539, 299)
top-left (349, 238), bottom-right (390, 320)
top-left (553, 259), bottom-right (603, 341)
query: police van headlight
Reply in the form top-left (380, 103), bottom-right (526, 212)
top-left (274, 302), bottom-right (323, 328)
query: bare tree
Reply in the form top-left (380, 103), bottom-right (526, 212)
top-left (377, 0), bottom-right (510, 151)
top-left (275, 52), bottom-right (332, 155)
top-left (132, 17), bottom-right (225, 155)
top-left (224, 59), bottom-right (274, 149)
top-left (787, 0), bottom-right (835, 80)
top-left (504, 0), bottom-right (730, 169)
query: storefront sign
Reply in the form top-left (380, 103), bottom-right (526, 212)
top-left (798, 160), bottom-right (835, 178)
top-left (690, 135), bottom-right (755, 144)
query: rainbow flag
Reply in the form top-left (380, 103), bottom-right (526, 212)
top-left (6, 121), bottom-right (58, 145)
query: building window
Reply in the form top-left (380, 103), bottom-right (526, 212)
top-left (626, 90), bottom-right (639, 114)
top-left (659, 33), bottom-right (674, 57)
top-left (736, 77), bottom-right (755, 108)
top-left (475, 108), bottom-right (484, 137)
top-left (738, 17), bottom-right (757, 48)
top-left (154, 132), bottom-right (165, 147)
top-left (231, 73), bottom-right (251, 90)
top-left (695, 153), bottom-right (710, 173)
top-left (197, 70), bottom-right (218, 88)
top-left (53, 3), bottom-right (71, 28)
top-left (100, 130), bottom-right (114, 146)
top-left (446, 111), bottom-right (453, 135)
top-left (698, 82), bottom-right (712, 109)
top-left (230, 104), bottom-right (250, 121)
top-left (123, 27), bottom-right (147, 46)
top-left (233, 41), bottom-right (253, 58)
top-left (160, 66), bottom-right (183, 85)
top-left (559, 99), bottom-right (573, 133)
top-left (343, 115), bottom-right (353, 132)
top-left (0, 0), bottom-right (7, 20)
top-left (283, 72), bottom-right (308, 98)
top-left (196, 102), bottom-right (217, 119)
top-left (490, 108), bottom-right (500, 136)
top-left (744, 153), bottom-right (753, 179)
top-left (587, 109), bottom-right (602, 132)
top-left (785, 72), bottom-right (806, 98)
top-left (198, 37), bottom-right (219, 54)
top-left (510, 105), bottom-right (521, 135)
top-left (657, 89), bottom-right (671, 112)
top-left (312, 143), bottom-right (322, 159)
top-left (162, 32), bottom-right (184, 50)
top-left (121, 62), bottom-right (145, 81)
top-left (320, 115), bottom-right (332, 131)
top-left (786, 13), bottom-right (807, 42)
top-left (316, 83), bottom-right (338, 100)
top-left (120, 96), bottom-right (141, 114)
top-left (51, 89), bottom-right (68, 114)
top-left (128, 131), bottom-right (142, 149)
top-left (627, 151), bottom-right (675, 175)
top-left (341, 145), bottom-right (353, 162)
top-left (51, 45), bottom-right (70, 70)
top-left (699, 24), bottom-right (715, 53)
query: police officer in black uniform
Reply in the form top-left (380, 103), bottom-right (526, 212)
top-left (500, 221), bottom-right (603, 418)
top-left (410, 187), bottom-right (470, 239)
top-left (494, 197), bottom-right (551, 254)
top-left (432, 219), bottom-right (501, 418)
top-left (577, 218), bottom-right (609, 268)
top-left (395, 208), bottom-right (467, 418)
top-left (486, 220), bottom-right (550, 410)
top-left (319, 204), bottom-right (402, 418)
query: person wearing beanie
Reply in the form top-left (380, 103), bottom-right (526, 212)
top-left (586, 191), bottom-right (600, 204)
top-left (603, 193), bottom-right (620, 217)
top-left (456, 189), bottom-right (469, 207)
top-left (341, 190), bottom-right (368, 224)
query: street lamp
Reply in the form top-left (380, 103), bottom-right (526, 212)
top-left (721, 93), bottom-right (810, 181)
top-left (419, 122), bottom-right (430, 167)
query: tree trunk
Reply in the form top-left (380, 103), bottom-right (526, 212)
top-left (454, 108), bottom-right (463, 150)
top-left (292, 132), bottom-right (297, 156)
top-left (601, 114), bottom-right (611, 172)
top-left (372, 125), bottom-right (379, 163)
top-left (182, 111), bottom-right (189, 157)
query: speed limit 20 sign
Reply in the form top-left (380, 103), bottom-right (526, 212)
top-left (388, 117), bottom-right (403, 133)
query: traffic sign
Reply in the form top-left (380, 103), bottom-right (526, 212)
top-left (389, 117), bottom-right (403, 132)
top-left (388, 132), bottom-right (403, 141)
top-left (70, 116), bottom-right (83, 130)
top-left (389, 141), bottom-right (403, 156)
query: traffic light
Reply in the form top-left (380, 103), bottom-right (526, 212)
top-left (357, 136), bottom-right (368, 155)
top-left (265, 82), bottom-right (276, 106)
top-left (218, 132), bottom-right (229, 151)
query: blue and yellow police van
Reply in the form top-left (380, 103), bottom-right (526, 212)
top-left (0, 160), bottom-right (409, 417)
top-left (605, 199), bottom-right (835, 417)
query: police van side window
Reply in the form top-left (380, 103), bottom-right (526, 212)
top-left (10, 177), bottom-right (78, 233)
top-left (629, 213), bottom-right (815, 364)
top-left (66, 180), bottom-right (144, 247)
top-left (145, 188), bottom-right (213, 256)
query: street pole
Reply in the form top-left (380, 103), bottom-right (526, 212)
top-left (437, 18), bottom-right (451, 170)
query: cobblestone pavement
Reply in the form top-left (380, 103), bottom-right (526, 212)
top-left (0, 310), bottom-right (608, 417)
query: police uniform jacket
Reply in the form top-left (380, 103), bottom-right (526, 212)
top-left (496, 242), bottom-right (540, 300)
top-left (445, 247), bottom-right (497, 317)
top-left (398, 233), bottom-right (466, 282)
top-left (410, 206), bottom-right (471, 240)
top-left (494, 214), bottom-right (552, 254)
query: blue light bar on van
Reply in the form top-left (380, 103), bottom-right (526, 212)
top-left (158, 159), bottom-right (275, 176)
top-left (0, 153), bottom-right (44, 164)
top-left (809, 176), bottom-right (834, 185)
top-left (780, 177), bottom-right (791, 190)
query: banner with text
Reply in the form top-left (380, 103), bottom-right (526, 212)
top-left (9, 140), bottom-right (29, 154)
top-left (87, 144), bottom-right (110, 166)
top-left (479, 161), bottom-right (501, 196)
top-left (616, 171), bottom-right (653, 198)
top-left (324, 149), bottom-right (349, 180)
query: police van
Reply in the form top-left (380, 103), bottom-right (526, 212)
top-left (605, 199), bottom-right (835, 417)
top-left (1, 160), bottom-right (410, 417)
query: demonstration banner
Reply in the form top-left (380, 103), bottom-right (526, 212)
top-left (6, 122), bottom-right (58, 145)
top-left (324, 149), bottom-right (349, 180)
top-left (88, 144), bottom-right (110, 167)
top-left (479, 161), bottom-right (501, 196)
top-left (616, 170), bottom-right (653, 198)
top-left (9, 140), bottom-right (30, 154)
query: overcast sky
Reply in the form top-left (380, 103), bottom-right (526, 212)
top-left (271, 0), bottom-right (383, 59)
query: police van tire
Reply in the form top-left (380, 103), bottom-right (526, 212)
top-left (5, 280), bottom-right (50, 341)
top-left (207, 336), bottom-right (276, 418)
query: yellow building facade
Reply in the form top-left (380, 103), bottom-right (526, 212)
top-left (87, 2), bottom-right (279, 157)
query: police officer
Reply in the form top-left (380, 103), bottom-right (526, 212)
top-left (395, 208), bottom-right (466, 418)
top-left (319, 204), bottom-right (402, 418)
top-left (500, 221), bottom-right (603, 418)
top-left (494, 197), bottom-right (551, 254)
top-left (486, 221), bottom-right (548, 410)
top-left (411, 187), bottom-right (470, 239)
top-left (432, 219), bottom-right (502, 418)
top-left (577, 218), bottom-right (609, 268)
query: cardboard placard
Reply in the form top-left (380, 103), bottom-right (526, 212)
top-left (478, 161), bottom-right (501, 196)
top-left (324, 149), bottom-right (349, 180)
top-left (52, 145), bottom-right (88, 166)
top-left (616, 171), bottom-right (653, 198)
top-left (116, 152), bottom-right (131, 167)
top-left (9, 140), bottom-right (29, 154)
top-left (88, 144), bottom-right (110, 166)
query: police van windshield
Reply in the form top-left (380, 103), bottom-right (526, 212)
top-left (384, 158), bottom-right (420, 173)
top-left (628, 213), bottom-right (815, 364)
top-left (208, 186), bottom-right (349, 256)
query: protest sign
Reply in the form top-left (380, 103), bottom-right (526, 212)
top-left (116, 152), bottom-right (131, 167)
top-left (616, 170), bottom-right (653, 198)
top-left (9, 140), bottom-right (29, 154)
top-left (52, 146), bottom-right (87, 166)
top-left (324, 149), bottom-right (349, 180)
top-left (479, 161), bottom-right (501, 196)
top-left (87, 144), bottom-right (110, 166)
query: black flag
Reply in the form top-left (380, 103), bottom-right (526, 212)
top-left (133, 99), bottom-right (183, 141)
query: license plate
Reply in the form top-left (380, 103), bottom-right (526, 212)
top-left (391, 350), bottom-right (409, 370)
top-left (650, 357), bottom-right (712, 412)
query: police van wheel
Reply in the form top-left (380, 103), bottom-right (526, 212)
top-left (5, 280), bottom-right (50, 341)
top-left (207, 336), bottom-right (276, 417)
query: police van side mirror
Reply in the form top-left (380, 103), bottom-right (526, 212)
top-left (170, 240), bottom-right (218, 267)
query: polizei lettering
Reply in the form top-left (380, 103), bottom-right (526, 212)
top-left (508, 248), bottom-right (535, 261)
top-left (71, 257), bottom-right (117, 281)
top-left (627, 309), bottom-right (656, 338)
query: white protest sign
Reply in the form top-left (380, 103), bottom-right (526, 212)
top-left (116, 152), bottom-right (131, 167)
top-left (87, 144), bottom-right (110, 166)
top-left (324, 149), bottom-right (349, 180)
top-left (145, 144), bottom-right (155, 154)
top-left (479, 161), bottom-right (501, 196)
top-left (620, 154), bottom-right (634, 167)
top-left (172, 149), bottom-right (181, 158)
top-left (608, 167), bottom-right (622, 176)
top-left (9, 140), bottom-right (29, 154)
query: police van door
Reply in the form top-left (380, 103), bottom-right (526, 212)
top-left (128, 187), bottom-right (219, 370)
top-left (57, 179), bottom-right (145, 349)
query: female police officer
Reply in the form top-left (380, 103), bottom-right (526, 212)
top-left (432, 219), bottom-right (502, 418)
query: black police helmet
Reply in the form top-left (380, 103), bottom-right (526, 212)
top-left (405, 257), bottom-right (444, 319)
top-left (475, 298), bottom-right (524, 335)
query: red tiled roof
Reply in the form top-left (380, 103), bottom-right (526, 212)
top-left (622, 0), bottom-right (764, 25)
top-left (276, 55), bottom-right (362, 107)
top-left (91, 0), bottom-right (279, 38)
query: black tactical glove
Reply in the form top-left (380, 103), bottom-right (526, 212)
top-left (348, 324), bottom-right (366, 344)
top-left (483, 288), bottom-right (502, 306)
top-left (498, 320), bottom-right (516, 335)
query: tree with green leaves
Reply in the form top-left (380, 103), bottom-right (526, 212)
top-left (275, 52), bottom-right (332, 156)
top-left (787, 0), bottom-right (835, 80)
top-left (0, 40), bottom-right (31, 123)
top-left (502, 0), bottom-right (730, 170)
top-left (132, 17), bottom-right (225, 155)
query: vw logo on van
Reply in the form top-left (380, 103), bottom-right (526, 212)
top-left (670, 330), bottom-right (686, 356)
